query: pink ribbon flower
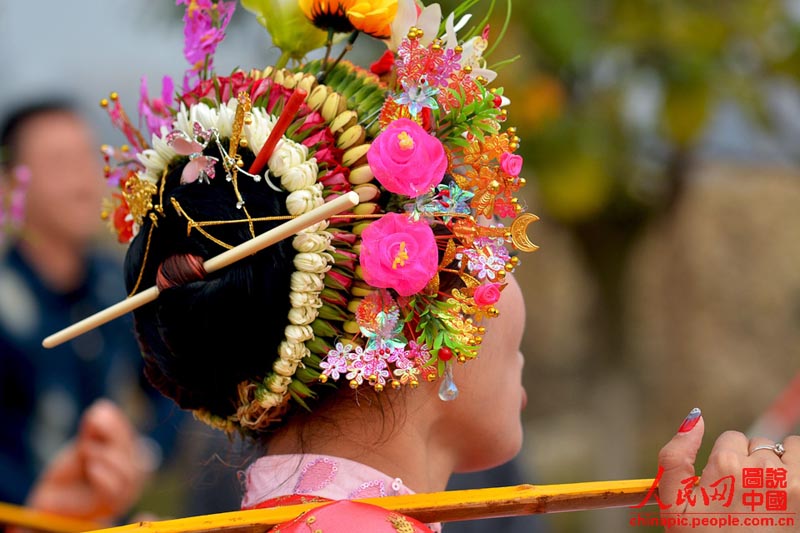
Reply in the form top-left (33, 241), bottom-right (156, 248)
top-left (367, 118), bottom-right (447, 198)
top-left (500, 152), bottom-right (523, 177)
top-left (360, 212), bottom-right (438, 297)
top-left (473, 282), bottom-right (502, 307)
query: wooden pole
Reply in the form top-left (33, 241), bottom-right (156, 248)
top-left (0, 502), bottom-right (99, 533)
top-left (73, 479), bottom-right (655, 533)
top-left (42, 192), bottom-right (360, 349)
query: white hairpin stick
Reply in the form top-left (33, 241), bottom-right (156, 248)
top-left (42, 191), bottom-right (360, 349)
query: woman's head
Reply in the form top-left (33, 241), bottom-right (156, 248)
top-left (103, 29), bottom-right (535, 440)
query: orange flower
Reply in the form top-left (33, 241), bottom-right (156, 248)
top-left (299, 0), bottom-right (356, 33)
top-left (347, 0), bottom-right (397, 38)
top-left (299, 0), bottom-right (397, 39)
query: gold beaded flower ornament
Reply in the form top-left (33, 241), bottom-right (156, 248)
top-left (99, 0), bottom-right (537, 433)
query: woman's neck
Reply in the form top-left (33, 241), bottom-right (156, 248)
top-left (266, 388), bottom-right (454, 494)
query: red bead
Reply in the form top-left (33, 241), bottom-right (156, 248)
top-left (438, 347), bottom-right (453, 361)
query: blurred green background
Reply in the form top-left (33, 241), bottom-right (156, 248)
top-left (473, 0), bottom-right (800, 530)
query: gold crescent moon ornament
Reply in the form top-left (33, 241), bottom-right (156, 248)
top-left (510, 213), bottom-right (540, 252)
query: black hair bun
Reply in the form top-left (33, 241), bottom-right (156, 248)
top-left (125, 146), bottom-right (296, 419)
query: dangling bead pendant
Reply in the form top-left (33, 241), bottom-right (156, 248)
top-left (438, 363), bottom-right (459, 401)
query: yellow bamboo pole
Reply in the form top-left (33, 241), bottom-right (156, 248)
top-left (71, 479), bottom-right (655, 533)
top-left (0, 502), bottom-right (100, 533)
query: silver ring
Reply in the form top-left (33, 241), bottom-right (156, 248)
top-left (751, 443), bottom-right (785, 458)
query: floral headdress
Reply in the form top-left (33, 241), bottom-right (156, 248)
top-left (101, 0), bottom-right (538, 432)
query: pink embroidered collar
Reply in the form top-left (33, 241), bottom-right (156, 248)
top-left (240, 454), bottom-right (441, 532)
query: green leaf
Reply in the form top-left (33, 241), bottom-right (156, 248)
top-left (289, 388), bottom-right (312, 411)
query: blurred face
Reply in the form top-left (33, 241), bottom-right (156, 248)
top-left (434, 274), bottom-right (527, 473)
top-left (14, 112), bottom-right (104, 245)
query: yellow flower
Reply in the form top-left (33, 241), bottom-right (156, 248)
top-left (299, 0), bottom-right (356, 33)
top-left (242, 0), bottom-right (329, 61)
top-left (347, 0), bottom-right (398, 39)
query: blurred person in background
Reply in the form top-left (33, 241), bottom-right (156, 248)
top-left (0, 100), bottom-right (181, 518)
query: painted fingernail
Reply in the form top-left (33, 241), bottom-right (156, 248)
top-left (678, 407), bottom-right (702, 433)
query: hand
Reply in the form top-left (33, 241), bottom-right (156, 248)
top-left (26, 399), bottom-right (149, 523)
top-left (657, 409), bottom-right (800, 532)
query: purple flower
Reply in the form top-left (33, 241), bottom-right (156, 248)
top-left (458, 236), bottom-right (511, 280)
top-left (139, 76), bottom-right (175, 137)
top-left (342, 345), bottom-right (368, 384)
top-left (321, 342), bottom-right (354, 380)
top-left (387, 347), bottom-right (414, 369)
top-left (394, 80), bottom-right (439, 117)
top-left (177, 0), bottom-right (236, 89)
top-left (361, 356), bottom-right (390, 386)
top-left (406, 340), bottom-right (430, 361)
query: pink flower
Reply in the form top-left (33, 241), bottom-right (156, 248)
top-left (302, 128), bottom-right (334, 148)
top-left (139, 75), bottom-right (174, 137)
top-left (219, 71), bottom-right (270, 102)
top-left (474, 283), bottom-right (502, 307)
top-left (500, 152), bottom-right (523, 177)
top-left (325, 269), bottom-right (353, 291)
top-left (181, 78), bottom-right (215, 106)
top-left (177, 0), bottom-right (236, 89)
top-left (360, 213), bottom-right (438, 297)
top-left (367, 118), bottom-right (447, 198)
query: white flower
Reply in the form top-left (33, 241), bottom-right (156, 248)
top-left (265, 374), bottom-right (292, 394)
top-left (257, 390), bottom-right (284, 409)
top-left (388, 0), bottom-right (442, 51)
top-left (152, 127), bottom-right (177, 160)
top-left (444, 12), bottom-right (473, 49)
top-left (173, 103), bottom-right (194, 136)
top-left (216, 99), bottom-right (238, 138)
top-left (441, 13), bottom-right (497, 83)
top-left (279, 340), bottom-right (309, 362)
top-left (288, 305), bottom-right (318, 325)
top-left (192, 103), bottom-right (220, 132)
top-left (174, 102), bottom-right (218, 134)
top-left (286, 187), bottom-right (324, 215)
top-left (280, 159), bottom-right (319, 191)
top-left (137, 149), bottom-right (170, 182)
top-left (243, 107), bottom-right (275, 154)
top-left (285, 324), bottom-right (314, 343)
top-left (297, 220), bottom-right (330, 234)
top-left (268, 139), bottom-right (308, 177)
top-left (461, 36), bottom-right (497, 83)
top-left (293, 232), bottom-right (332, 253)
top-left (293, 252), bottom-right (331, 274)
top-left (273, 357), bottom-right (299, 377)
top-left (290, 271), bottom-right (325, 292)
top-left (290, 291), bottom-right (323, 308)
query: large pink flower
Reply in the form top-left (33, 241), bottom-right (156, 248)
top-left (367, 118), bottom-right (447, 197)
top-left (360, 213), bottom-right (438, 296)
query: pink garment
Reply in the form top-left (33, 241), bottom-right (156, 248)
top-left (241, 454), bottom-right (442, 532)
